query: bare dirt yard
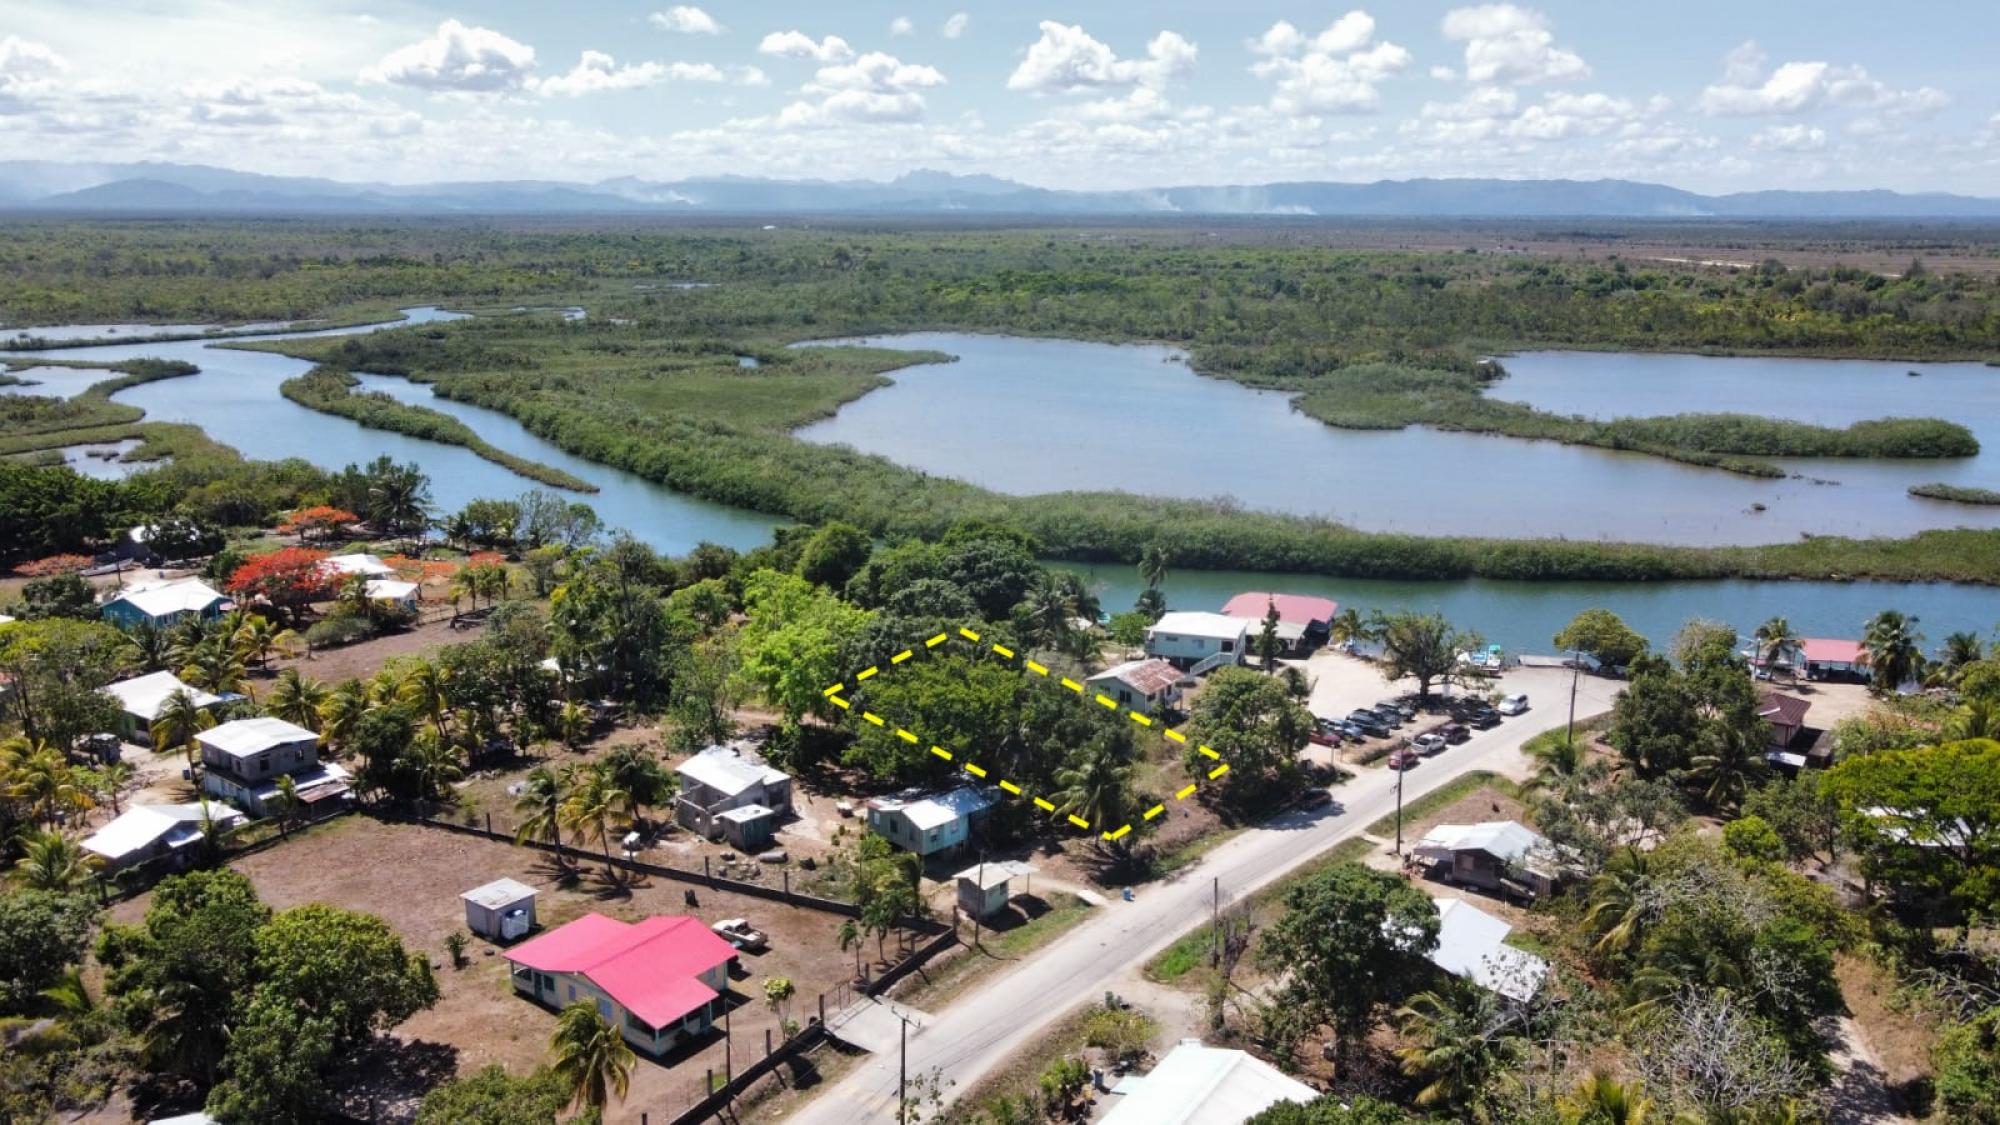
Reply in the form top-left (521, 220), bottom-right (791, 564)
top-left (110, 815), bottom-right (866, 1124)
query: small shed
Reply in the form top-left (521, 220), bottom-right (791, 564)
top-left (715, 803), bottom-right (777, 851)
top-left (954, 861), bottom-right (1036, 918)
top-left (462, 877), bottom-right (537, 942)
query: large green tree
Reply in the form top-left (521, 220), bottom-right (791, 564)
top-left (1184, 667), bottom-right (1311, 806)
top-left (1256, 862), bottom-right (1439, 1069)
top-left (1368, 610), bottom-right (1479, 703)
top-left (1824, 739), bottom-right (2000, 916)
top-left (737, 568), bottom-right (872, 728)
top-left (0, 890), bottom-right (97, 1014)
top-left (1553, 608), bottom-right (1649, 669)
top-left (416, 1065), bottom-right (570, 1125)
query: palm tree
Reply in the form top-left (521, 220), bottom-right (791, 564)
top-left (1558, 1072), bottom-right (1654, 1124)
top-left (1753, 617), bottom-right (1798, 678)
top-left (447, 569), bottom-right (475, 619)
top-left (549, 1000), bottom-right (635, 1112)
top-left (556, 701), bottom-right (591, 751)
top-left (1946, 698), bottom-right (2000, 742)
top-left (14, 830), bottom-right (101, 891)
top-left (1521, 733), bottom-right (1605, 797)
top-left (407, 732), bottom-right (465, 803)
top-left (597, 746), bottom-right (675, 827)
top-left (129, 621), bottom-right (174, 672)
top-left (267, 669), bottom-right (330, 732)
top-left (317, 679), bottom-right (370, 756)
top-left (837, 919), bottom-right (865, 979)
top-left (399, 660), bottom-right (454, 737)
top-left (1686, 717), bottom-right (1766, 812)
top-left (232, 614), bottom-right (283, 669)
top-left (1932, 631), bottom-right (1987, 687)
top-left (270, 774), bottom-right (300, 837)
top-left (1137, 541), bottom-right (1170, 591)
top-left (1328, 606), bottom-right (1366, 648)
top-left (97, 761), bottom-right (133, 815)
top-left (1584, 848), bottom-right (1654, 958)
top-left (1393, 986), bottom-right (1515, 1110)
top-left (1018, 578), bottom-right (1074, 653)
top-left (1133, 586), bottom-right (1167, 622)
top-left (179, 640), bottom-right (249, 701)
top-left (1863, 610), bottom-right (1925, 693)
top-left (1051, 741), bottom-right (1134, 837)
top-left (151, 689), bottom-right (217, 781)
top-left (514, 765), bottom-right (573, 867)
top-left (560, 765), bottom-right (634, 875)
top-left (6, 743), bottom-right (96, 826)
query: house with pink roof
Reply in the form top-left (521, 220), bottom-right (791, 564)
top-left (1799, 637), bottom-right (1872, 683)
top-left (505, 912), bottom-right (739, 1055)
top-left (1220, 592), bottom-right (1340, 655)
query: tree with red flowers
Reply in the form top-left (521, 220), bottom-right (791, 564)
top-left (280, 506), bottom-right (359, 543)
top-left (228, 548), bottom-right (334, 617)
top-left (17, 554), bottom-right (95, 578)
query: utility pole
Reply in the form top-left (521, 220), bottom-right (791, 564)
top-left (1566, 646), bottom-right (1582, 747)
top-left (1394, 759), bottom-right (1405, 856)
top-left (899, 1009), bottom-right (908, 1125)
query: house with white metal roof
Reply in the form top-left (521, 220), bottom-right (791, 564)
top-left (1101, 1039), bottom-right (1317, 1124)
top-left (100, 576), bottom-right (229, 630)
top-left (102, 671), bottom-right (226, 742)
top-left (1144, 611), bottom-right (1252, 669)
top-left (1413, 820), bottom-right (1561, 898)
top-left (196, 716), bottom-right (350, 817)
top-left (323, 552), bottom-right (396, 579)
top-left (82, 803), bottom-right (245, 870)
top-left (1426, 898), bottom-right (1549, 1003)
top-left (867, 787), bottom-right (992, 856)
top-left (364, 578), bottom-right (421, 611)
top-left (674, 745), bottom-right (792, 848)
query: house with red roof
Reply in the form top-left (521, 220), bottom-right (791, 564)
top-left (1219, 592), bottom-right (1340, 655)
top-left (1799, 638), bottom-right (1872, 683)
top-left (505, 913), bottom-right (738, 1055)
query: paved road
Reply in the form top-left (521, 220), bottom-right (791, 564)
top-left (788, 668), bottom-right (1623, 1124)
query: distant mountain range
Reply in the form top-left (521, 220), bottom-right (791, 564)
top-left (3, 160), bottom-right (1998, 219)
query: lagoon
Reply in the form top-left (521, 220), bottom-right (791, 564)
top-left (796, 333), bottom-right (2000, 547)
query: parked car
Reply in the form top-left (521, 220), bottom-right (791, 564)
top-left (1374, 701), bottom-right (1414, 722)
top-left (1307, 728), bottom-right (1341, 748)
top-left (712, 918), bottom-right (769, 951)
top-left (1413, 732), bottom-right (1447, 755)
top-left (1497, 693), bottom-right (1530, 716)
top-left (1336, 721), bottom-right (1371, 741)
top-left (1466, 709), bottom-right (1501, 729)
top-left (1440, 722), bottom-right (1471, 744)
top-left (1387, 749), bottom-right (1418, 770)
top-left (1347, 712), bottom-right (1392, 737)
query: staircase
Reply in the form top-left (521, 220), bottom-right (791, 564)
top-left (1187, 650), bottom-right (1240, 678)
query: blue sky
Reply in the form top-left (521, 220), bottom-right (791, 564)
top-left (1, 1), bottom-right (1995, 192)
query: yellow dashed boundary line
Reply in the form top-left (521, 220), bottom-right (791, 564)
top-left (823, 625), bottom-right (1233, 840)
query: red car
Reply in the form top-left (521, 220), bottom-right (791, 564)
top-left (1308, 728), bottom-right (1341, 748)
top-left (1388, 749), bottom-right (1418, 770)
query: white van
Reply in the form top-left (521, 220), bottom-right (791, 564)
top-left (1497, 693), bottom-right (1530, 716)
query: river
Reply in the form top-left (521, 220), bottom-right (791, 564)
top-left (7, 316), bottom-right (2000, 649)
top-left (796, 333), bottom-right (2000, 547)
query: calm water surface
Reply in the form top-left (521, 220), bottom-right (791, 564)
top-left (0, 365), bottom-right (120, 398)
top-left (10, 319), bottom-right (2000, 640)
top-left (797, 333), bottom-right (2000, 546)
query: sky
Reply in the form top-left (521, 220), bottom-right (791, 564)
top-left (1, 1), bottom-right (1996, 194)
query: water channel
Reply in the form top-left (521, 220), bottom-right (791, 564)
top-left (7, 315), bottom-right (2000, 650)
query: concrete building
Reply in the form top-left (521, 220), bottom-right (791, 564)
top-left (1102, 1040), bottom-right (1317, 1124)
top-left (1413, 820), bottom-right (1560, 899)
top-left (954, 860), bottom-right (1036, 918)
top-left (867, 787), bottom-right (991, 857)
top-left (102, 671), bottom-right (225, 743)
top-left (1144, 611), bottom-right (1251, 669)
top-left (506, 913), bottom-right (738, 1056)
top-left (196, 716), bottom-right (351, 817)
top-left (1219, 592), bottom-right (1340, 656)
top-left (1085, 658), bottom-right (1184, 716)
top-left (674, 745), bottom-right (792, 847)
top-left (462, 877), bottom-right (538, 942)
top-left (82, 803), bottom-right (245, 871)
top-left (1426, 897), bottom-right (1549, 1003)
top-left (100, 576), bottom-right (229, 630)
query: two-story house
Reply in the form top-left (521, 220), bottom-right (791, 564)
top-left (674, 745), bottom-right (792, 849)
top-left (197, 716), bottom-right (351, 818)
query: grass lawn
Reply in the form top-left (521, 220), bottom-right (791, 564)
top-left (890, 892), bottom-right (1096, 1011)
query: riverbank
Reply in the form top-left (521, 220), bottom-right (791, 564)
top-left (280, 365), bottom-right (598, 493)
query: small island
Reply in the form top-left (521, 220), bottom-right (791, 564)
top-left (1910, 482), bottom-right (2000, 505)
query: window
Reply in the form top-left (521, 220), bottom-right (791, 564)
top-left (597, 998), bottom-right (611, 1021)
top-left (254, 753), bottom-right (271, 775)
top-left (1221, 640), bottom-right (1235, 653)
top-left (567, 983), bottom-right (576, 1001)
top-left (1118, 689), bottom-right (1132, 704)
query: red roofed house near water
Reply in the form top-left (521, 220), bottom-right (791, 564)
top-left (1219, 592), bottom-right (1340, 656)
top-left (506, 912), bottom-right (738, 1055)
top-left (1799, 638), bottom-right (1872, 683)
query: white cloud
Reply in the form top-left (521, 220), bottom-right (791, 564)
top-left (1248, 12), bottom-right (1411, 115)
top-left (362, 20), bottom-right (536, 93)
top-left (1429, 65), bottom-right (1458, 81)
top-left (890, 17), bottom-right (914, 37)
top-left (1508, 91), bottom-right (1637, 140)
top-left (1722, 41), bottom-right (1767, 86)
top-left (0, 34), bottom-right (69, 112)
top-left (1752, 123), bottom-right (1828, 151)
top-left (943, 13), bottom-right (970, 40)
top-left (1407, 85), bottom-right (1639, 145)
top-left (806, 53), bottom-right (945, 96)
top-left (1441, 5), bottom-right (1589, 85)
top-left (535, 51), bottom-right (664, 97)
top-left (759, 31), bottom-right (855, 63)
top-left (1007, 22), bottom-right (1196, 94)
top-left (651, 7), bottom-right (721, 35)
top-left (775, 51), bottom-right (946, 128)
top-left (1699, 56), bottom-right (1949, 118)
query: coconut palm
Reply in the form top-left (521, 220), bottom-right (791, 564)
top-left (1137, 542), bottom-right (1171, 591)
top-left (317, 679), bottom-right (370, 756)
top-left (556, 701), bottom-right (591, 751)
top-left (560, 765), bottom-right (635, 874)
top-left (399, 660), bottom-right (454, 737)
top-left (128, 621), bottom-right (175, 672)
top-left (447, 568), bottom-right (476, 618)
top-left (1931, 631), bottom-right (1987, 687)
top-left (1753, 617), bottom-right (1799, 677)
top-left (271, 774), bottom-right (300, 837)
top-left (1133, 586), bottom-right (1167, 622)
top-left (266, 668), bottom-right (330, 732)
top-left (597, 745), bottom-right (675, 827)
top-left (1558, 1072), bottom-right (1654, 1124)
top-left (232, 614), bottom-right (283, 669)
top-left (406, 731), bottom-right (464, 803)
top-left (5, 745), bottom-right (96, 826)
top-left (1328, 606), bottom-right (1366, 647)
top-left (1686, 718), bottom-right (1766, 812)
top-left (179, 640), bottom-right (249, 701)
top-left (837, 918), bottom-right (865, 978)
top-left (514, 765), bottom-right (573, 866)
top-left (1863, 610), bottom-right (1925, 693)
top-left (1051, 740), bottom-right (1134, 837)
top-left (1584, 848), bottom-right (1655, 958)
top-left (151, 688), bottom-right (217, 780)
top-left (1393, 985), bottom-right (1516, 1110)
top-left (1521, 733), bottom-right (1606, 797)
top-left (96, 761), bottom-right (133, 815)
top-left (1946, 699), bottom-right (2000, 742)
top-left (14, 830), bottom-right (101, 891)
top-left (549, 1000), bottom-right (635, 1111)
top-left (1017, 577), bottom-right (1075, 653)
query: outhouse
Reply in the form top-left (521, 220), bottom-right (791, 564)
top-left (462, 877), bottom-right (537, 942)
